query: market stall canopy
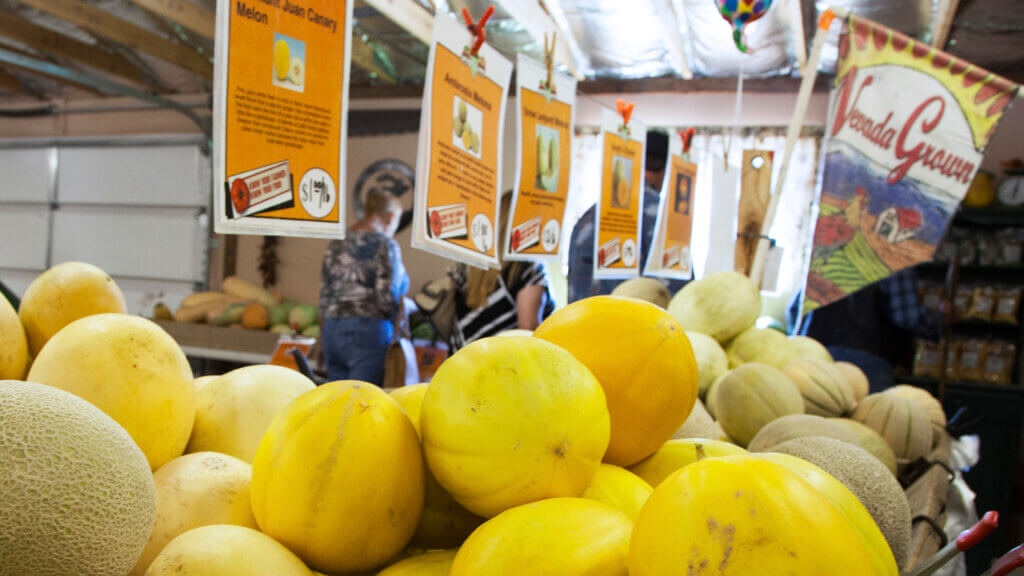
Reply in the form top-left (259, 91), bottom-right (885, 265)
top-left (0, 0), bottom-right (1021, 102)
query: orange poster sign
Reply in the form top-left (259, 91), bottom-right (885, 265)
top-left (504, 54), bottom-right (576, 262)
top-left (595, 108), bottom-right (646, 278)
top-left (214, 0), bottom-right (352, 238)
top-left (645, 142), bottom-right (697, 279)
top-left (412, 15), bottom-right (513, 269)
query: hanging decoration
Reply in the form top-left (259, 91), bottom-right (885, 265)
top-left (715, 0), bottom-right (774, 53)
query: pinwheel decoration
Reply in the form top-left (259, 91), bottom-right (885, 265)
top-left (715, 0), bottom-right (774, 53)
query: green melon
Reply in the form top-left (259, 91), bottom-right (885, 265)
top-left (772, 436), bottom-right (911, 570)
top-left (707, 363), bottom-right (804, 447)
top-left (852, 392), bottom-right (933, 462)
top-left (667, 271), bottom-right (761, 344)
top-left (783, 359), bottom-right (855, 417)
top-left (725, 327), bottom-right (794, 369)
top-left (0, 380), bottom-right (156, 575)
top-left (786, 336), bottom-right (833, 363)
top-left (611, 278), bottom-right (671, 309)
top-left (685, 331), bottom-right (728, 398)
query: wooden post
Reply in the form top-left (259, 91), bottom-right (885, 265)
top-left (735, 150), bottom-right (774, 280)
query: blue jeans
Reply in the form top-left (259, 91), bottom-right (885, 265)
top-left (321, 317), bottom-right (393, 386)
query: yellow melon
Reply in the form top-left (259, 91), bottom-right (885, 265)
top-left (628, 438), bottom-right (747, 488)
top-left (0, 295), bottom-right (28, 379)
top-left (582, 463), bottom-right (653, 521)
top-left (0, 380), bottom-right (155, 576)
top-left (192, 375), bottom-right (218, 392)
top-left (451, 498), bottom-right (631, 575)
top-left (27, 313), bottom-right (194, 470)
top-left (535, 296), bottom-right (698, 466)
top-left (186, 364), bottom-right (315, 463)
top-left (131, 452), bottom-right (257, 575)
top-left (420, 336), bottom-right (610, 518)
top-left (273, 39), bottom-right (290, 81)
top-left (145, 525), bottom-right (311, 576)
top-left (629, 455), bottom-right (877, 575)
top-left (19, 262), bottom-right (126, 356)
top-left (251, 381), bottom-right (424, 574)
top-left (376, 550), bottom-right (457, 576)
top-left (388, 384), bottom-right (484, 548)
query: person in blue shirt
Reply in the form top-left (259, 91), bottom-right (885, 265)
top-left (567, 130), bottom-right (688, 302)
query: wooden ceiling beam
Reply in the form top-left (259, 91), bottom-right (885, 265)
top-left (14, 0), bottom-right (213, 78)
top-left (1, 61), bottom-right (102, 95)
top-left (125, 0), bottom-right (215, 41)
top-left (0, 67), bottom-right (27, 94)
top-left (0, 11), bottom-right (155, 88)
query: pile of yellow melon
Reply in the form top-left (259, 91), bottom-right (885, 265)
top-left (0, 263), bottom-right (946, 575)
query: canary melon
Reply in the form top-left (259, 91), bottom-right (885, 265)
top-left (834, 361), bottom-right (870, 401)
top-left (451, 498), bottom-right (631, 576)
top-left (783, 358), bottom-right (855, 417)
top-left (0, 380), bottom-right (155, 576)
top-left (19, 262), bottom-right (126, 355)
top-left (628, 438), bottom-right (747, 488)
top-left (852, 392), bottom-right (933, 462)
top-left (582, 463), bottom-right (653, 521)
top-left (377, 550), bottom-right (457, 576)
top-left (629, 455), bottom-right (877, 575)
top-left (251, 381), bottom-right (423, 574)
top-left (611, 277), bottom-right (671, 308)
top-left (27, 313), bottom-right (194, 470)
top-left (389, 384), bottom-right (484, 548)
top-left (535, 296), bottom-right (698, 466)
top-left (0, 295), bottom-right (28, 379)
top-left (667, 271), bottom-right (761, 343)
top-left (186, 364), bottom-right (315, 463)
top-left (686, 331), bottom-right (728, 398)
top-left (146, 525), bottom-right (311, 576)
top-left (192, 375), bottom-right (218, 392)
top-left (131, 452), bottom-right (257, 576)
top-left (709, 363), bottom-right (804, 446)
top-left (421, 336), bottom-right (610, 518)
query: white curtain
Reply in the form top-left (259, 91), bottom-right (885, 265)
top-left (564, 127), bottom-right (821, 300)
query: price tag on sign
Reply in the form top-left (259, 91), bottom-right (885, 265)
top-left (269, 335), bottom-right (317, 372)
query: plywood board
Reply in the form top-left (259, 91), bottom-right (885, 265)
top-left (735, 150), bottom-right (774, 278)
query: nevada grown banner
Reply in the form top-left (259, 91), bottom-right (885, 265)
top-left (805, 14), bottom-right (1018, 311)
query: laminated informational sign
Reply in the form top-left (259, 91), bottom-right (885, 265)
top-left (644, 136), bottom-right (697, 280)
top-left (594, 107), bottom-right (646, 279)
top-left (412, 14), bottom-right (513, 269)
top-left (503, 53), bottom-right (577, 262)
top-left (805, 14), bottom-right (1018, 311)
top-left (213, 0), bottom-right (353, 238)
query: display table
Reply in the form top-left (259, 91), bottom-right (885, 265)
top-left (155, 320), bottom-right (280, 365)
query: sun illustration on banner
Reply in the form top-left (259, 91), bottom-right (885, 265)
top-left (836, 16), bottom-right (1017, 151)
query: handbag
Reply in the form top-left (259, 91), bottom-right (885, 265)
top-left (413, 271), bottom-right (458, 343)
top-left (382, 310), bottom-right (419, 389)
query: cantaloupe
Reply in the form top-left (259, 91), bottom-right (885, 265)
top-left (27, 313), bottom-right (195, 470)
top-left (611, 277), bottom-right (671, 308)
top-left (667, 271), bottom-right (761, 343)
top-left (783, 358), bottom-right (855, 417)
top-left (581, 463), bottom-right (653, 521)
top-left (18, 262), bottom-right (126, 355)
top-left (829, 418), bottom-right (899, 475)
top-left (376, 550), bottom-right (457, 576)
top-left (629, 438), bottom-right (747, 488)
top-left (131, 452), bottom-right (257, 575)
top-left (450, 498), bottom-right (631, 575)
top-left (708, 363), bottom-right (804, 446)
top-left (787, 335), bottom-right (833, 363)
top-left (252, 382), bottom-right (424, 574)
top-left (0, 380), bottom-right (156, 576)
top-left (771, 436), bottom-right (912, 569)
top-left (388, 384), bottom-right (484, 548)
top-left (852, 392), bottom-right (933, 462)
top-left (725, 327), bottom-right (794, 368)
top-left (672, 398), bottom-right (717, 439)
top-left (834, 361), bottom-right (870, 402)
top-left (186, 364), bottom-right (316, 463)
top-left (686, 331), bottom-right (728, 398)
top-left (0, 295), bottom-right (28, 379)
top-left (888, 385), bottom-right (946, 431)
top-left (145, 525), bottom-right (311, 576)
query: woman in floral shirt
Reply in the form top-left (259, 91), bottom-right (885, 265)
top-left (319, 191), bottom-right (409, 385)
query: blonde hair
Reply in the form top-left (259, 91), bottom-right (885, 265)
top-left (364, 190), bottom-right (402, 218)
top-left (464, 192), bottom-right (524, 309)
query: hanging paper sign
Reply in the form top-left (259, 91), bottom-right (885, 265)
top-left (644, 136), bottom-right (697, 280)
top-left (594, 107), bottom-right (646, 279)
top-left (805, 14), bottom-right (1018, 312)
top-left (213, 0), bottom-right (353, 238)
top-left (412, 11), bottom-right (513, 269)
top-left (735, 150), bottom-right (774, 277)
top-left (504, 53), bottom-right (577, 262)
